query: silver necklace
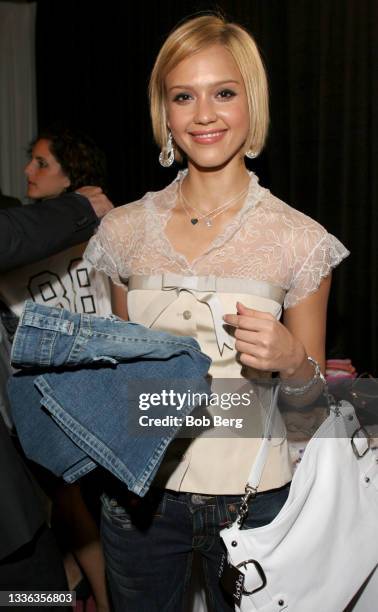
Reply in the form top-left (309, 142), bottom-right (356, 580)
top-left (179, 179), bottom-right (249, 228)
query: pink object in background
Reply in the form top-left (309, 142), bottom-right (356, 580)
top-left (326, 358), bottom-right (357, 382)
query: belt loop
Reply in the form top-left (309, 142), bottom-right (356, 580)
top-left (216, 494), bottom-right (229, 526)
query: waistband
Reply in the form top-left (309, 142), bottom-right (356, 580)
top-left (128, 274), bottom-right (286, 304)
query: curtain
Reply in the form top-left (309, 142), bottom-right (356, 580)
top-left (0, 1), bottom-right (37, 202)
top-left (258, 1), bottom-right (378, 375)
top-left (34, 0), bottom-right (378, 372)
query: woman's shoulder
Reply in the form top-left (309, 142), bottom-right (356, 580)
top-left (259, 189), bottom-right (327, 236)
top-left (254, 190), bottom-right (349, 308)
top-left (250, 189), bottom-right (328, 248)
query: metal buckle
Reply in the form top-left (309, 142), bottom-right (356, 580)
top-left (236, 485), bottom-right (257, 527)
top-left (236, 559), bottom-right (267, 595)
top-left (351, 427), bottom-right (371, 458)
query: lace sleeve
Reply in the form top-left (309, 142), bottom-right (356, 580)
top-left (84, 209), bottom-right (130, 287)
top-left (284, 231), bottom-right (349, 309)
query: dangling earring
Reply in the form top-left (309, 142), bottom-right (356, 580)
top-left (245, 149), bottom-right (259, 159)
top-left (159, 131), bottom-right (175, 167)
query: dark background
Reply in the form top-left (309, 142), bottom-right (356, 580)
top-left (34, 0), bottom-right (378, 373)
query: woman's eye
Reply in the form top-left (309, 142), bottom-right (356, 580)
top-left (173, 93), bottom-right (192, 103)
top-left (37, 160), bottom-right (48, 169)
top-left (217, 89), bottom-right (236, 99)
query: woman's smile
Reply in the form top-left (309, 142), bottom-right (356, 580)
top-left (189, 129), bottom-right (227, 144)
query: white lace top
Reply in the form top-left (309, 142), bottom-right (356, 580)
top-left (84, 171), bottom-right (349, 494)
top-left (85, 170), bottom-right (348, 310)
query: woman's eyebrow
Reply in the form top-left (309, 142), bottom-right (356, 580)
top-left (168, 79), bottom-right (240, 92)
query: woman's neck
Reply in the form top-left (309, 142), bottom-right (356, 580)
top-left (182, 159), bottom-right (250, 214)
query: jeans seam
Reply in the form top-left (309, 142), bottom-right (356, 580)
top-left (201, 555), bottom-right (216, 611)
top-left (178, 550), bottom-right (193, 612)
top-left (165, 495), bottom-right (188, 507)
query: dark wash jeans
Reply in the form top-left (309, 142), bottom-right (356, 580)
top-left (100, 483), bottom-right (290, 612)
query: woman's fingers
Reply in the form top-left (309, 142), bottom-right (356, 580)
top-left (237, 349), bottom-right (271, 371)
top-left (224, 314), bottom-right (271, 331)
top-left (233, 329), bottom-right (260, 344)
top-left (224, 304), bottom-right (275, 329)
top-left (236, 302), bottom-right (275, 320)
top-left (224, 303), bottom-right (296, 371)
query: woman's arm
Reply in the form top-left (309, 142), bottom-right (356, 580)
top-left (223, 274), bottom-right (332, 379)
top-left (281, 273), bottom-right (331, 378)
top-left (111, 281), bottom-right (129, 320)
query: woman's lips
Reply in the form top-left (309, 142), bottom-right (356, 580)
top-left (189, 130), bottom-right (227, 144)
top-left (27, 182), bottom-right (38, 193)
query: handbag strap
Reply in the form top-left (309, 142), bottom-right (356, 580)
top-left (246, 384), bottom-right (280, 489)
top-left (236, 385), bottom-right (280, 526)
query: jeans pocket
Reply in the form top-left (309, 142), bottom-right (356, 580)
top-left (101, 494), bottom-right (135, 530)
top-left (101, 489), bottom-right (167, 530)
top-left (221, 497), bottom-right (242, 528)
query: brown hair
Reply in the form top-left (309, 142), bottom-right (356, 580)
top-left (29, 126), bottom-right (107, 191)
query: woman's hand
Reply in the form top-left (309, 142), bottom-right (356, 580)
top-left (76, 186), bottom-right (113, 218)
top-left (223, 302), bottom-right (306, 376)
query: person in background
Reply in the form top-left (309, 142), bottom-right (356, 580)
top-left (1, 126), bottom-right (112, 612)
top-left (0, 185), bottom-right (112, 273)
top-left (1, 127), bottom-right (112, 317)
top-left (85, 14), bottom-right (348, 611)
top-left (0, 186), bottom-right (111, 609)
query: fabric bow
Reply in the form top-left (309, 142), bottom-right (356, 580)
top-left (129, 273), bottom-right (234, 355)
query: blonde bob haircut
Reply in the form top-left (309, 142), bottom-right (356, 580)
top-left (149, 14), bottom-right (269, 162)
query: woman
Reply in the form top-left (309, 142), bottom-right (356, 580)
top-left (85, 15), bottom-right (349, 611)
top-left (0, 127), bottom-right (111, 611)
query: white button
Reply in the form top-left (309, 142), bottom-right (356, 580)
top-left (183, 310), bottom-right (192, 320)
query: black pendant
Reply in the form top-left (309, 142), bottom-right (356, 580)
top-left (191, 218), bottom-right (199, 225)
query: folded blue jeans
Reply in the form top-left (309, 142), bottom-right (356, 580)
top-left (8, 301), bottom-right (211, 496)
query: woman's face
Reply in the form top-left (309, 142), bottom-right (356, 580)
top-left (24, 139), bottom-right (71, 199)
top-left (165, 44), bottom-right (250, 171)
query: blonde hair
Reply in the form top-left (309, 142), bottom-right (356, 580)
top-left (149, 14), bottom-right (269, 162)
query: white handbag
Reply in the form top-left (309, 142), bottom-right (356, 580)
top-left (220, 388), bottom-right (378, 612)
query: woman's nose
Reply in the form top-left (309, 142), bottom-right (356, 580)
top-left (24, 161), bottom-right (33, 176)
top-left (194, 96), bottom-right (217, 124)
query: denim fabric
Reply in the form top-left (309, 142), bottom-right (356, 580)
top-left (11, 300), bottom-right (204, 368)
top-left (100, 484), bottom-right (290, 612)
top-left (9, 373), bottom-right (97, 482)
top-left (8, 301), bottom-right (211, 496)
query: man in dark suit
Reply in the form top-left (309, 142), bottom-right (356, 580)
top-left (0, 187), bottom-right (112, 602)
top-left (0, 187), bottom-right (112, 272)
